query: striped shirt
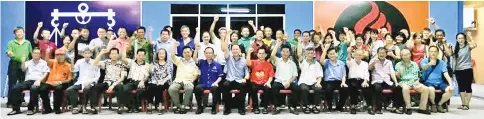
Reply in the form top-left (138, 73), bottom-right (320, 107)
top-left (395, 61), bottom-right (420, 85)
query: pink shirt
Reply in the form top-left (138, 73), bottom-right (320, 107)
top-left (109, 38), bottom-right (130, 52)
top-left (369, 58), bottom-right (395, 85)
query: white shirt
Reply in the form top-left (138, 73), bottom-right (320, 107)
top-left (371, 40), bottom-right (385, 59)
top-left (298, 59), bottom-right (323, 85)
top-left (197, 43), bottom-right (225, 65)
top-left (127, 59), bottom-right (150, 81)
top-left (25, 59), bottom-right (50, 81)
top-left (347, 59), bottom-right (369, 81)
top-left (273, 58), bottom-right (298, 85)
top-left (73, 58), bottom-right (100, 88)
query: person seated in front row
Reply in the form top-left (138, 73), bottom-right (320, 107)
top-left (369, 47), bottom-right (399, 115)
top-left (346, 49), bottom-right (372, 115)
top-left (193, 45), bottom-right (223, 115)
top-left (221, 32), bottom-right (250, 115)
top-left (66, 48), bottom-right (100, 114)
top-left (93, 48), bottom-right (128, 114)
top-left (124, 49), bottom-right (151, 113)
top-left (270, 40), bottom-right (299, 115)
top-left (247, 47), bottom-right (274, 114)
top-left (296, 45), bottom-right (323, 114)
top-left (7, 48), bottom-right (49, 116)
top-left (145, 48), bottom-right (173, 115)
top-left (395, 49), bottom-right (431, 115)
top-left (420, 46), bottom-right (454, 113)
top-left (168, 43), bottom-right (200, 114)
top-left (320, 46), bottom-right (348, 113)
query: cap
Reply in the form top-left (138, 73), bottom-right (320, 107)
top-left (55, 48), bottom-right (66, 55)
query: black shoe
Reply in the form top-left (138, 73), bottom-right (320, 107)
top-left (42, 109), bottom-right (53, 114)
top-left (335, 107), bottom-right (344, 112)
top-left (117, 106), bottom-right (124, 114)
top-left (272, 108), bottom-right (281, 115)
top-left (7, 110), bottom-right (21, 116)
top-left (238, 109), bottom-right (246, 115)
top-left (196, 108), bottom-right (204, 114)
top-left (127, 109), bottom-right (134, 113)
top-left (173, 107), bottom-right (180, 114)
top-left (72, 109), bottom-right (80, 114)
top-left (26, 110), bottom-right (35, 115)
top-left (302, 106), bottom-right (311, 114)
top-left (405, 109), bottom-right (412, 115)
top-left (417, 109), bottom-right (431, 115)
top-left (253, 108), bottom-right (260, 114)
top-left (262, 108), bottom-right (269, 114)
top-left (211, 108), bottom-right (217, 115)
top-left (55, 109), bottom-right (63, 114)
top-left (157, 109), bottom-right (165, 115)
top-left (289, 108), bottom-right (299, 115)
top-left (376, 110), bottom-right (383, 114)
top-left (350, 108), bottom-right (357, 114)
top-left (89, 108), bottom-right (98, 114)
top-left (134, 109), bottom-right (140, 113)
top-left (368, 109), bottom-right (375, 115)
top-left (223, 110), bottom-right (231, 115)
top-left (180, 108), bottom-right (187, 114)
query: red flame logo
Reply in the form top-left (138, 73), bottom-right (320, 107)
top-left (354, 1), bottom-right (392, 34)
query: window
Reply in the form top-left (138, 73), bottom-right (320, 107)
top-left (170, 4), bottom-right (285, 39)
top-left (172, 17), bottom-right (198, 39)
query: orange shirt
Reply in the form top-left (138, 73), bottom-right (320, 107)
top-left (46, 59), bottom-right (72, 85)
top-left (249, 60), bottom-right (274, 85)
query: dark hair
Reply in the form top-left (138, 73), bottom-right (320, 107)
top-left (98, 27), bottom-right (106, 31)
top-left (336, 31), bottom-right (346, 42)
top-left (110, 48), bottom-right (119, 54)
top-left (302, 31), bottom-right (310, 36)
top-left (41, 28), bottom-right (50, 33)
top-left (107, 28), bottom-right (113, 32)
top-left (306, 47), bottom-right (315, 52)
top-left (231, 32), bottom-right (240, 39)
top-left (137, 26), bottom-right (146, 32)
top-left (276, 29), bottom-right (285, 34)
top-left (381, 26), bottom-right (388, 30)
top-left (395, 32), bottom-right (407, 44)
top-left (309, 30), bottom-right (315, 33)
top-left (326, 28), bottom-right (334, 33)
top-left (324, 33), bottom-right (333, 41)
top-left (13, 26), bottom-right (24, 34)
top-left (182, 46), bottom-right (192, 51)
top-left (33, 47), bottom-right (41, 52)
top-left (136, 49), bottom-right (146, 54)
top-left (241, 26), bottom-right (250, 31)
top-left (256, 29), bottom-right (264, 34)
top-left (294, 29), bottom-right (301, 34)
top-left (370, 29), bottom-right (378, 34)
top-left (384, 33), bottom-right (392, 40)
top-left (327, 47), bottom-right (338, 54)
top-left (454, 32), bottom-right (467, 58)
top-left (312, 32), bottom-right (322, 43)
top-left (71, 28), bottom-right (80, 32)
top-left (163, 25), bottom-right (171, 30)
top-left (160, 29), bottom-right (170, 34)
top-left (377, 47), bottom-right (386, 53)
top-left (355, 34), bottom-right (363, 40)
top-left (423, 27), bottom-right (431, 32)
top-left (428, 45), bottom-right (439, 52)
top-left (81, 26), bottom-right (89, 31)
top-left (118, 26), bottom-right (127, 31)
top-left (435, 29), bottom-right (446, 37)
top-left (204, 47), bottom-right (214, 53)
top-left (281, 44), bottom-right (292, 53)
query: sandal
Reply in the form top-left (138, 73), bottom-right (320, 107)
top-left (458, 105), bottom-right (465, 109)
top-left (462, 105), bottom-right (470, 110)
top-left (312, 107), bottom-right (320, 114)
top-left (303, 107), bottom-right (311, 114)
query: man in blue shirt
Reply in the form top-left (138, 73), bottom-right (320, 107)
top-left (193, 46), bottom-right (223, 115)
top-left (221, 35), bottom-right (249, 115)
top-left (420, 46), bottom-right (454, 113)
top-left (320, 47), bottom-right (348, 113)
top-left (176, 25), bottom-right (195, 57)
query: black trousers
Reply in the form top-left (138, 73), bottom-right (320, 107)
top-left (194, 84), bottom-right (219, 107)
top-left (371, 82), bottom-right (400, 110)
top-left (324, 81), bottom-right (348, 110)
top-left (40, 83), bottom-right (70, 111)
top-left (91, 83), bottom-right (124, 107)
top-left (123, 80), bottom-right (145, 109)
top-left (221, 80), bottom-right (247, 110)
top-left (456, 68), bottom-right (474, 93)
top-left (66, 84), bottom-right (95, 108)
top-left (300, 83), bottom-right (322, 106)
top-left (145, 83), bottom-right (169, 105)
top-left (348, 79), bottom-right (372, 106)
top-left (271, 82), bottom-right (299, 108)
top-left (7, 60), bottom-right (25, 105)
top-left (9, 80), bottom-right (36, 110)
top-left (249, 83), bottom-right (271, 109)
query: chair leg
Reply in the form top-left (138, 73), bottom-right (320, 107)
top-left (142, 100), bottom-right (147, 112)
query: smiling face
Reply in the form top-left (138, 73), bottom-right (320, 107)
top-left (276, 30), bottom-right (283, 40)
top-left (327, 49), bottom-right (337, 61)
top-left (118, 28), bottom-right (127, 38)
top-left (264, 27), bottom-right (273, 38)
top-left (41, 30), bottom-right (51, 40)
top-left (202, 32), bottom-right (210, 43)
top-left (204, 48), bottom-right (214, 60)
top-left (181, 27), bottom-right (190, 38)
top-left (457, 34), bottom-right (466, 45)
top-left (14, 29), bottom-right (24, 39)
top-left (97, 28), bottom-right (107, 39)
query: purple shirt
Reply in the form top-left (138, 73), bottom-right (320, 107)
top-left (176, 37), bottom-right (195, 57)
top-left (370, 58), bottom-right (395, 85)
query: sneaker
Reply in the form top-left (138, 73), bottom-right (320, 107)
top-left (368, 109), bottom-right (375, 115)
top-left (253, 108), bottom-right (261, 114)
top-left (375, 110), bottom-right (383, 114)
top-left (312, 106), bottom-right (320, 114)
top-left (302, 106), bottom-right (311, 114)
top-left (238, 109), bottom-right (246, 115)
top-left (405, 109), bottom-right (412, 115)
top-left (7, 110), bottom-right (22, 116)
top-left (117, 106), bottom-right (124, 114)
top-left (262, 108), bottom-right (269, 114)
top-left (196, 107), bottom-right (204, 114)
top-left (272, 108), bottom-right (281, 115)
top-left (26, 110), bottom-right (35, 115)
top-left (289, 108), bottom-right (299, 115)
top-left (211, 108), bottom-right (217, 115)
top-left (72, 109), bottom-right (80, 114)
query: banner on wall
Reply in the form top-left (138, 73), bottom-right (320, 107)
top-left (1, 1), bottom-right (141, 97)
top-left (314, 1), bottom-right (428, 34)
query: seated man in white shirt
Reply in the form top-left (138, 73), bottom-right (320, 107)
top-left (296, 46), bottom-right (323, 114)
top-left (7, 48), bottom-right (50, 115)
top-left (270, 42), bottom-right (299, 115)
top-left (66, 48), bottom-right (100, 114)
top-left (346, 49), bottom-right (373, 114)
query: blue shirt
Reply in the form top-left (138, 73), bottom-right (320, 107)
top-left (198, 59), bottom-right (223, 88)
top-left (420, 58), bottom-right (448, 85)
top-left (323, 59), bottom-right (346, 81)
top-left (225, 54), bottom-right (248, 83)
top-left (154, 39), bottom-right (174, 63)
top-left (176, 37), bottom-right (195, 57)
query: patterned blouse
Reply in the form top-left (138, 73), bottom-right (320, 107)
top-left (149, 62), bottom-right (173, 85)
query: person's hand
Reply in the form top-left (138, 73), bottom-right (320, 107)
top-left (343, 27), bottom-right (349, 33)
top-left (260, 26), bottom-right (265, 31)
top-left (211, 83), bottom-right (219, 87)
top-left (315, 83), bottom-right (322, 88)
top-left (370, 59), bottom-right (379, 66)
top-left (195, 27), bottom-right (200, 33)
top-left (21, 57), bottom-right (26, 63)
top-left (62, 23), bottom-right (69, 29)
top-left (248, 47), bottom-right (254, 53)
top-left (276, 39), bottom-right (283, 46)
top-left (284, 81), bottom-right (291, 89)
top-left (148, 26), bottom-right (153, 33)
top-left (264, 82), bottom-right (271, 88)
top-left (34, 80), bottom-right (41, 86)
top-left (427, 17), bottom-right (435, 24)
top-left (324, 43), bottom-right (331, 50)
top-left (37, 22), bottom-right (43, 28)
top-left (107, 85), bottom-right (115, 92)
top-left (429, 59), bottom-right (437, 66)
top-left (448, 86), bottom-right (454, 92)
top-left (195, 44), bottom-right (201, 51)
top-left (174, 41), bottom-right (180, 47)
top-left (340, 83), bottom-right (348, 88)
top-left (248, 20), bottom-right (254, 26)
top-left (410, 32), bottom-right (416, 37)
top-left (45, 48), bottom-right (52, 55)
top-left (7, 51), bottom-right (13, 57)
top-left (362, 81), bottom-right (369, 88)
top-left (466, 31), bottom-right (472, 37)
top-left (138, 82), bottom-right (145, 88)
top-left (214, 16), bottom-right (219, 22)
top-left (100, 49), bottom-right (109, 54)
top-left (240, 78), bottom-right (247, 84)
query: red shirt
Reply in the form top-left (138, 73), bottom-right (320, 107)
top-left (249, 60), bottom-right (274, 85)
top-left (38, 40), bottom-right (57, 59)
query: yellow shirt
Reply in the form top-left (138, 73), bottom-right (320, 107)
top-left (173, 57), bottom-right (199, 83)
top-left (263, 38), bottom-right (274, 47)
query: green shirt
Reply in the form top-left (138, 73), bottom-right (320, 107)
top-left (238, 36), bottom-right (254, 52)
top-left (132, 39), bottom-right (153, 64)
top-left (395, 61), bottom-right (420, 85)
top-left (288, 38), bottom-right (299, 49)
top-left (7, 39), bottom-right (32, 62)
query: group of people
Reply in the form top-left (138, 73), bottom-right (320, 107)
top-left (5, 16), bottom-right (476, 116)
